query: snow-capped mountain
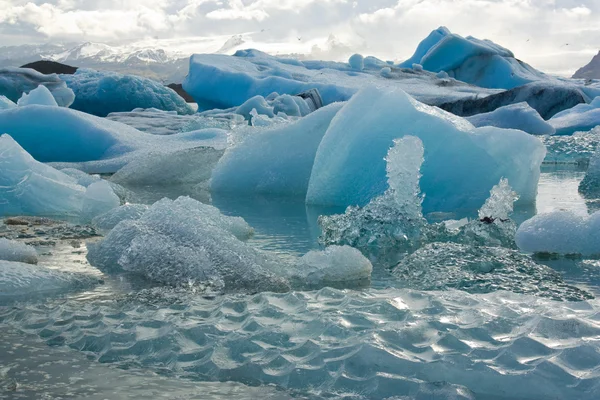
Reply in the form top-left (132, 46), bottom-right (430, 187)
top-left (573, 51), bottom-right (600, 80)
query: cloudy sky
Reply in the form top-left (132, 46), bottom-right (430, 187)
top-left (1, 0), bottom-right (599, 75)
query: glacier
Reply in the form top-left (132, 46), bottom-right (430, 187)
top-left (0, 67), bottom-right (75, 107)
top-left (307, 86), bottom-right (545, 213)
top-left (62, 69), bottom-right (194, 117)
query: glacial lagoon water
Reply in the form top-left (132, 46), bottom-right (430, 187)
top-left (1, 167), bottom-right (599, 399)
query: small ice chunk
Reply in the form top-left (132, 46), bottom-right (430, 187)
top-left (478, 178), bottom-right (519, 221)
top-left (516, 210), bottom-right (600, 256)
top-left (412, 63), bottom-right (424, 72)
top-left (17, 85), bottom-right (58, 107)
top-left (349, 54), bottom-right (364, 71)
top-left (380, 67), bottom-right (392, 78)
top-left (0, 238), bottom-right (38, 264)
top-left (436, 71), bottom-right (449, 79)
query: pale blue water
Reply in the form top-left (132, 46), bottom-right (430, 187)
top-left (1, 168), bottom-right (600, 399)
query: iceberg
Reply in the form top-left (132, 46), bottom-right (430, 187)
top-left (515, 210), bottom-right (600, 256)
top-left (0, 134), bottom-right (118, 218)
top-left (0, 67), bottom-right (75, 107)
top-left (183, 49), bottom-right (500, 111)
top-left (91, 204), bottom-right (149, 232)
top-left (549, 96), bottom-right (600, 135)
top-left (0, 105), bottom-right (228, 173)
top-left (0, 238), bottom-right (38, 264)
top-left (399, 27), bottom-right (547, 89)
top-left (439, 81), bottom-right (592, 120)
top-left (0, 95), bottom-right (16, 110)
top-left (62, 69), bottom-right (194, 117)
top-left (17, 85), bottom-right (58, 107)
top-left (0, 260), bottom-right (97, 302)
top-left (466, 102), bottom-right (555, 135)
top-left (87, 196), bottom-right (371, 291)
top-left (307, 86), bottom-right (545, 213)
top-left (211, 103), bottom-right (343, 196)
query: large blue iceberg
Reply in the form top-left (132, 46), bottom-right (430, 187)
top-left (63, 69), bottom-right (194, 117)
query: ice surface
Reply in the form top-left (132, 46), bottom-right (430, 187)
top-left (393, 242), bottom-right (591, 301)
top-left (516, 210), bottom-right (600, 256)
top-left (183, 50), bottom-right (500, 111)
top-left (0, 67), bottom-right (75, 107)
top-left (0, 238), bottom-right (37, 264)
top-left (399, 27), bottom-right (547, 89)
top-left (87, 196), bottom-right (371, 291)
top-left (91, 204), bottom-right (149, 232)
top-left (211, 103), bottom-right (343, 196)
top-left (0, 260), bottom-right (97, 301)
top-left (466, 102), bottom-right (555, 135)
top-left (0, 134), bottom-right (119, 218)
top-left (59, 168), bottom-right (102, 187)
top-left (107, 108), bottom-right (241, 136)
top-left (579, 143), bottom-right (600, 196)
top-left (62, 69), bottom-right (194, 117)
top-left (307, 86), bottom-right (545, 213)
top-left (550, 96), bottom-right (600, 135)
top-left (0, 95), bottom-right (16, 110)
top-left (17, 85), bottom-right (58, 107)
top-left (0, 105), bottom-right (228, 173)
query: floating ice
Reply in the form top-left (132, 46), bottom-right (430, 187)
top-left (550, 96), bottom-right (600, 135)
top-left (17, 85), bottom-right (58, 107)
top-left (211, 103), bottom-right (343, 196)
top-left (62, 69), bottom-right (194, 117)
top-left (579, 144), bottom-right (600, 196)
top-left (541, 128), bottom-right (600, 164)
top-left (516, 210), bottom-right (600, 256)
top-left (60, 168), bottom-right (102, 187)
top-left (307, 86), bottom-right (545, 213)
top-left (183, 49), bottom-right (500, 110)
top-left (0, 67), bottom-right (75, 107)
top-left (348, 54), bottom-right (364, 71)
top-left (91, 204), bottom-right (149, 232)
top-left (0, 238), bottom-right (37, 264)
top-left (466, 102), bottom-right (555, 135)
top-left (392, 242), bottom-right (592, 301)
top-left (0, 134), bottom-right (118, 218)
top-left (399, 27), bottom-right (547, 89)
top-left (87, 196), bottom-right (371, 291)
top-left (0, 105), bottom-right (228, 173)
top-left (0, 260), bottom-right (97, 302)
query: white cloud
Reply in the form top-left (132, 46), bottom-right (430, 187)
top-left (0, 0), bottom-right (599, 75)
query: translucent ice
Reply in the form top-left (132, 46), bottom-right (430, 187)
top-left (62, 69), bottom-right (193, 117)
top-left (87, 196), bottom-right (371, 291)
top-left (516, 210), bottom-right (600, 256)
top-left (466, 102), bottom-right (555, 135)
top-left (307, 86), bottom-right (545, 213)
top-left (81, 181), bottom-right (120, 222)
top-left (0, 238), bottom-right (37, 264)
top-left (17, 85), bottom-right (58, 107)
top-left (392, 242), bottom-right (592, 301)
top-left (0, 67), bottom-right (75, 107)
top-left (579, 143), bottom-right (600, 196)
top-left (0, 95), bottom-right (16, 110)
top-left (541, 128), bottom-right (600, 164)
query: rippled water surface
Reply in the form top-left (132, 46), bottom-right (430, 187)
top-left (1, 168), bottom-right (600, 399)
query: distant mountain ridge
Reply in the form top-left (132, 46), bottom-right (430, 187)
top-left (572, 51), bottom-right (600, 79)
